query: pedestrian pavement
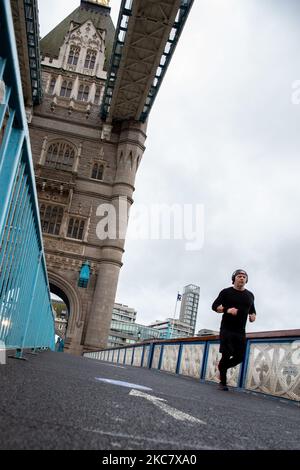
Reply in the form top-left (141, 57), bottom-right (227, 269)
top-left (0, 350), bottom-right (299, 451)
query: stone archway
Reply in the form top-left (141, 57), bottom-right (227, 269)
top-left (48, 271), bottom-right (83, 355)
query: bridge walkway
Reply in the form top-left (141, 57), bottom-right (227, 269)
top-left (0, 350), bottom-right (299, 450)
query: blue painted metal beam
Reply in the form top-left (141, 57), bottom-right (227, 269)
top-left (101, 0), bottom-right (194, 123)
top-left (0, 0), bottom-right (54, 354)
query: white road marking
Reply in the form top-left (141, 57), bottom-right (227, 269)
top-left (101, 363), bottom-right (126, 369)
top-left (83, 428), bottom-right (215, 449)
top-left (129, 389), bottom-right (206, 425)
top-left (95, 378), bottom-right (152, 391)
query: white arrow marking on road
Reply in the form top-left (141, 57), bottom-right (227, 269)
top-left (129, 389), bottom-right (206, 425)
top-left (95, 378), bottom-right (152, 391)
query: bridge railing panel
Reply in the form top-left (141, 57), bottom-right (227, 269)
top-left (151, 344), bottom-right (162, 370)
top-left (160, 343), bottom-right (180, 374)
top-left (243, 338), bottom-right (300, 402)
top-left (132, 346), bottom-right (143, 367)
top-left (0, 0), bottom-right (54, 353)
top-left (203, 341), bottom-right (241, 388)
top-left (178, 342), bottom-right (205, 379)
top-left (84, 331), bottom-right (300, 402)
top-left (142, 345), bottom-right (150, 368)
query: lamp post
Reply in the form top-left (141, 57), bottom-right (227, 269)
top-left (170, 292), bottom-right (181, 339)
top-left (78, 260), bottom-right (91, 288)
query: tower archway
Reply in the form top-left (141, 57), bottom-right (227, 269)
top-left (48, 271), bottom-right (83, 354)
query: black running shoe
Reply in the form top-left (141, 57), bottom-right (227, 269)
top-left (218, 383), bottom-right (229, 391)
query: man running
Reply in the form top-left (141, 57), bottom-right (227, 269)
top-left (212, 269), bottom-right (256, 391)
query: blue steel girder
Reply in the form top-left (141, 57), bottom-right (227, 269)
top-left (10, 0), bottom-right (42, 105)
top-left (101, 0), bottom-right (194, 123)
top-left (0, 0), bottom-right (54, 352)
top-left (23, 0), bottom-right (43, 104)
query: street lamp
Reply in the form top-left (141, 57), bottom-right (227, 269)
top-left (78, 260), bottom-right (91, 288)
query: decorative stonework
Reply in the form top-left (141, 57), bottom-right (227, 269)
top-left (101, 124), bottom-right (112, 140)
top-left (70, 23), bottom-right (104, 50)
top-left (142, 346), bottom-right (150, 368)
top-left (245, 341), bottom-right (300, 401)
top-left (204, 343), bottom-right (241, 387)
top-left (160, 345), bottom-right (180, 374)
top-left (152, 345), bottom-right (162, 369)
top-left (125, 348), bottom-right (133, 365)
top-left (118, 348), bottom-right (125, 364)
top-left (132, 347), bottom-right (143, 367)
top-left (179, 344), bottom-right (205, 379)
top-left (45, 252), bottom-right (97, 274)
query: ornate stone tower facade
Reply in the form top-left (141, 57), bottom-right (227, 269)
top-left (29, 0), bottom-right (147, 355)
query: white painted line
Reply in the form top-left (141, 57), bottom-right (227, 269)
top-left (129, 389), bottom-right (206, 425)
top-left (95, 378), bottom-right (152, 391)
top-left (83, 427), bottom-right (215, 449)
top-left (99, 363), bottom-right (126, 369)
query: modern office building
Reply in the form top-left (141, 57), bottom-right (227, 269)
top-left (52, 298), bottom-right (69, 338)
top-left (147, 319), bottom-right (194, 340)
top-left (112, 303), bottom-right (137, 324)
top-left (179, 284), bottom-right (200, 335)
top-left (197, 328), bottom-right (218, 337)
top-left (107, 303), bottom-right (162, 347)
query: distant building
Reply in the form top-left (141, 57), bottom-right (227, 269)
top-left (52, 299), bottom-right (68, 318)
top-left (147, 319), bottom-right (194, 340)
top-left (55, 318), bottom-right (68, 338)
top-left (52, 300), bottom-right (68, 338)
top-left (112, 303), bottom-right (137, 323)
top-left (107, 303), bottom-right (162, 347)
top-left (179, 284), bottom-right (200, 335)
top-left (197, 329), bottom-right (218, 337)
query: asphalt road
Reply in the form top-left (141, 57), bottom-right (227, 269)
top-left (0, 350), bottom-right (299, 451)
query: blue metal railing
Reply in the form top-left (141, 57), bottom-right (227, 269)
top-left (24, 0), bottom-right (43, 104)
top-left (0, 0), bottom-right (54, 354)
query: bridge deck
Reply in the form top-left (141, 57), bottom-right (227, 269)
top-left (102, 0), bottom-right (194, 123)
top-left (0, 351), bottom-right (299, 450)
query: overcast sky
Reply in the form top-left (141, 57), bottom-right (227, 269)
top-left (39, 0), bottom-right (300, 334)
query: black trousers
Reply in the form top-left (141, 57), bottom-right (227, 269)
top-left (218, 330), bottom-right (246, 385)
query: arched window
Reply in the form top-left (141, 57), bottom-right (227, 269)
top-left (84, 50), bottom-right (97, 70)
top-left (67, 46), bottom-right (80, 66)
top-left (67, 218), bottom-right (85, 240)
top-left (45, 141), bottom-right (76, 171)
top-left (40, 204), bottom-right (63, 235)
top-left (60, 80), bottom-right (73, 98)
top-left (48, 77), bottom-right (56, 94)
top-left (91, 162), bottom-right (104, 180)
top-left (77, 84), bottom-right (90, 101)
top-left (94, 86), bottom-right (102, 105)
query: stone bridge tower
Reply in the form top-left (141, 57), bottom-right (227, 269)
top-left (30, 0), bottom-right (147, 355)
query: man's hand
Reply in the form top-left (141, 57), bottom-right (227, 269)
top-left (227, 307), bottom-right (238, 316)
top-left (249, 313), bottom-right (256, 322)
top-left (216, 304), bottom-right (224, 313)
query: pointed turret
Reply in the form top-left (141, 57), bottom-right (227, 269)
top-left (40, 0), bottom-right (114, 71)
